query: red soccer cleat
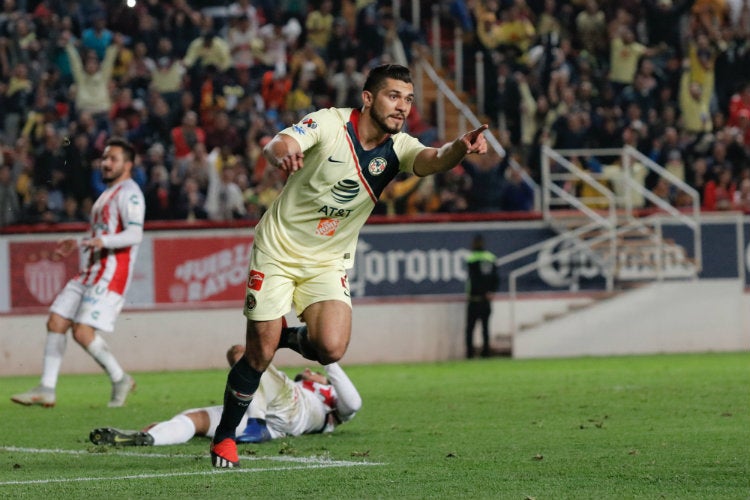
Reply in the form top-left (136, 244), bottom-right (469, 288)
top-left (210, 438), bottom-right (239, 468)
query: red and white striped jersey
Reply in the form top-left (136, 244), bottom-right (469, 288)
top-left (76, 178), bottom-right (145, 294)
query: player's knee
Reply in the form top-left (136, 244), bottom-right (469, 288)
top-left (316, 344), bottom-right (346, 365)
top-left (47, 314), bottom-right (69, 333)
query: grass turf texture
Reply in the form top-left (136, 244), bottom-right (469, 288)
top-left (1, 352), bottom-right (748, 499)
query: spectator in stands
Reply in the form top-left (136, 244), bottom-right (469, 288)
top-left (437, 166), bottom-right (471, 213)
top-left (733, 174), bottom-right (750, 211)
top-left (288, 41), bottom-right (328, 98)
top-left (329, 56), bottom-right (365, 108)
top-left (206, 110), bottom-right (243, 155)
top-left (576, 0), bottom-right (608, 63)
top-left (21, 187), bottom-right (58, 224)
top-left (144, 164), bottom-right (173, 221)
top-left (461, 148), bottom-right (505, 211)
top-left (260, 64), bottom-right (293, 112)
top-left (124, 41), bottom-right (154, 99)
top-left (175, 176), bottom-right (208, 221)
top-left (3, 62), bottom-right (33, 142)
top-left (227, 14), bottom-right (262, 74)
top-left (305, 0), bottom-right (335, 57)
top-left (500, 163), bottom-right (535, 212)
top-left (228, 0), bottom-right (264, 31)
top-left (728, 82), bottom-right (750, 128)
top-left (679, 63), bottom-right (713, 135)
top-left (0, 164), bottom-right (20, 226)
top-left (326, 17), bottom-right (358, 74)
top-left (703, 166), bottom-right (736, 210)
top-left (182, 16), bottom-right (232, 75)
top-left (205, 165), bottom-right (247, 221)
top-left (257, 14), bottom-right (301, 77)
top-left (58, 195), bottom-right (87, 223)
top-left (81, 12), bottom-right (112, 61)
top-left (171, 110), bottom-right (206, 163)
top-left (65, 29), bottom-right (122, 129)
top-left (643, 0), bottom-right (695, 60)
top-left (608, 26), bottom-right (651, 93)
top-left (149, 37), bottom-right (185, 109)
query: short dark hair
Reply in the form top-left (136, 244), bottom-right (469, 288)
top-left (472, 234), bottom-right (485, 251)
top-left (106, 137), bottom-right (135, 163)
top-left (363, 64), bottom-right (412, 95)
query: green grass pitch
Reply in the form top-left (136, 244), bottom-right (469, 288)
top-left (1, 352), bottom-right (748, 499)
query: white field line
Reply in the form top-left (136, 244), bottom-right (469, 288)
top-left (0, 446), bottom-right (383, 486)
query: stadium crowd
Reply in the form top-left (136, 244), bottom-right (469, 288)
top-left (1, 0), bottom-right (750, 228)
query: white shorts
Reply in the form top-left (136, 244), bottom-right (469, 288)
top-left (49, 280), bottom-right (125, 333)
top-left (243, 245), bottom-right (352, 321)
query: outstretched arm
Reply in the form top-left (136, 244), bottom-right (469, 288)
top-left (325, 362), bottom-right (362, 423)
top-left (412, 125), bottom-right (489, 177)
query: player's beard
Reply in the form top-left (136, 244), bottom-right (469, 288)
top-left (371, 106), bottom-right (405, 135)
top-left (102, 165), bottom-right (127, 185)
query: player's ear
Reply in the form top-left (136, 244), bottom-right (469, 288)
top-left (362, 90), bottom-right (373, 107)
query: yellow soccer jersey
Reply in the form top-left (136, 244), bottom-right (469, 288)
top-left (254, 107), bottom-right (427, 268)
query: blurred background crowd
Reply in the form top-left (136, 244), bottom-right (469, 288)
top-left (0, 0), bottom-right (749, 228)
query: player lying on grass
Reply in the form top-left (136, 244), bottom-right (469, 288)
top-left (89, 345), bottom-right (361, 446)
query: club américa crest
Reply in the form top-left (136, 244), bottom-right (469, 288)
top-left (368, 157), bottom-right (387, 176)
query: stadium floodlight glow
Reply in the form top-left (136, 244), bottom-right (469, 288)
top-left (126, 0), bottom-right (136, 8)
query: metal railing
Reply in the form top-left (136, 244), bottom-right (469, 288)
top-left (496, 146), bottom-right (702, 335)
top-left (412, 52), bottom-right (541, 211)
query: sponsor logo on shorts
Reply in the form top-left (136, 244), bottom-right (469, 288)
top-left (245, 293), bottom-right (257, 311)
top-left (341, 274), bottom-right (351, 297)
top-left (368, 157), bottom-right (387, 176)
top-left (247, 269), bottom-right (265, 291)
top-left (315, 218), bottom-right (340, 236)
top-left (302, 118), bottom-right (317, 129)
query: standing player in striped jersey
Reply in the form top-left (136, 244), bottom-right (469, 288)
top-left (11, 137), bottom-right (145, 408)
top-left (210, 63), bottom-right (489, 467)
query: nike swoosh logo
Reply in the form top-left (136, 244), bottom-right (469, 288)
top-left (328, 156), bottom-right (345, 163)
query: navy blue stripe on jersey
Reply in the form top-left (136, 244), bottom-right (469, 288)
top-left (346, 121), bottom-right (402, 201)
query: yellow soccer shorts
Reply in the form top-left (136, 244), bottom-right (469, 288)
top-left (243, 245), bottom-right (352, 321)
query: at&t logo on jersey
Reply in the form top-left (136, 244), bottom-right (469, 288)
top-left (368, 157), bottom-right (387, 176)
top-left (331, 179), bottom-right (360, 203)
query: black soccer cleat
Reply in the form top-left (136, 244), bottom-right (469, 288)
top-left (89, 427), bottom-right (154, 446)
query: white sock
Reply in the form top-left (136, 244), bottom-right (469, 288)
top-left (86, 334), bottom-right (125, 383)
top-left (148, 414), bottom-right (196, 445)
top-left (40, 332), bottom-right (67, 389)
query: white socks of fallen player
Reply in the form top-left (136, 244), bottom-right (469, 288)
top-left (86, 334), bottom-right (125, 383)
top-left (40, 332), bottom-right (67, 389)
top-left (147, 414), bottom-right (196, 445)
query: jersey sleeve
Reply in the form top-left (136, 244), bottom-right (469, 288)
top-left (393, 132), bottom-right (428, 174)
top-left (279, 108), bottom-right (336, 153)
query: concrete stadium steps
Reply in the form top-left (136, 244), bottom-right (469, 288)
top-left (511, 280), bottom-right (746, 359)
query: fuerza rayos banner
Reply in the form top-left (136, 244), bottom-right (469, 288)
top-left (0, 216), bottom-right (747, 313)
